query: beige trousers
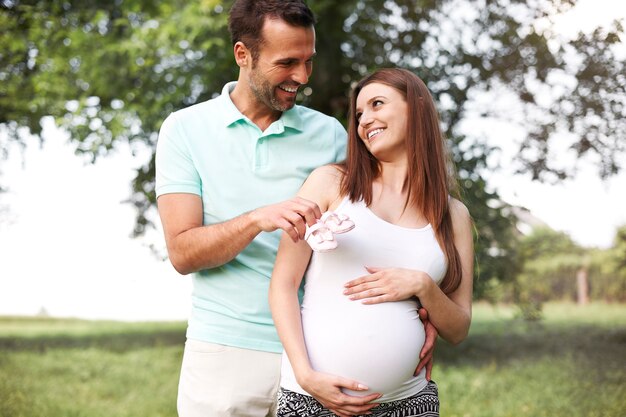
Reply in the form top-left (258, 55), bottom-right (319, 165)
top-left (177, 339), bottom-right (281, 417)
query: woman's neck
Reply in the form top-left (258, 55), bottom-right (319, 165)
top-left (369, 160), bottom-right (428, 228)
top-left (376, 160), bottom-right (409, 195)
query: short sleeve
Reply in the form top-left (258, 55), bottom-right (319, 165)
top-left (333, 118), bottom-right (348, 163)
top-left (155, 112), bottom-right (202, 197)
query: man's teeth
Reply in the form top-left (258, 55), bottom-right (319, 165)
top-left (280, 85), bottom-right (298, 93)
top-left (368, 128), bottom-right (384, 139)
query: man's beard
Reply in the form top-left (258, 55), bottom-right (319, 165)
top-left (248, 70), bottom-right (297, 112)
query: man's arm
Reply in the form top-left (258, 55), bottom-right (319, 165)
top-left (415, 308), bottom-right (437, 380)
top-left (157, 193), bottom-right (322, 275)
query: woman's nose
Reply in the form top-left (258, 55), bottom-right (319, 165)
top-left (359, 113), bottom-right (373, 127)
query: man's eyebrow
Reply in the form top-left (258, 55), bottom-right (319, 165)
top-left (276, 53), bottom-right (317, 63)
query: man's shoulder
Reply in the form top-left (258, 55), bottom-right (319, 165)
top-left (291, 105), bottom-right (344, 134)
top-left (158, 99), bottom-right (219, 148)
top-left (293, 104), bottom-right (338, 122)
top-left (161, 95), bottom-right (225, 136)
top-left (171, 96), bottom-right (221, 120)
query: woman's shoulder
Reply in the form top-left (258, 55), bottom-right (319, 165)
top-left (449, 197), bottom-right (469, 215)
top-left (298, 164), bottom-right (344, 211)
top-left (448, 197), bottom-right (472, 233)
top-left (309, 164), bottom-right (343, 176)
top-left (301, 164), bottom-right (345, 194)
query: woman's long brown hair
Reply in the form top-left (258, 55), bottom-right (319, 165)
top-left (340, 68), bottom-right (463, 294)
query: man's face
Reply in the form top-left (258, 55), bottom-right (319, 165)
top-left (247, 18), bottom-right (316, 112)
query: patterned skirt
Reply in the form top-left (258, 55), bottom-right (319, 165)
top-left (277, 380), bottom-right (439, 417)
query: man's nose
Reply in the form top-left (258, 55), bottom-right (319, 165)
top-left (292, 62), bottom-right (310, 85)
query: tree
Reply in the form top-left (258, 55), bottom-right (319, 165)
top-left (1, 0), bottom-right (236, 234)
top-left (515, 225), bottom-right (626, 319)
top-left (514, 226), bottom-right (585, 319)
top-left (1, 0), bottom-right (623, 295)
top-left (589, 225), bottom-right (626, 302)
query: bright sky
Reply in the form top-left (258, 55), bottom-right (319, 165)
top-left (0, 122), bottom-right (192, 320)
top-left (0, 0), bottom-right (624, 321)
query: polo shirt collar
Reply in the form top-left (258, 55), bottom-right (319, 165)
top-left (220, 82), bottom-right (246, 127)
top-left (219, 82), bottom-right (304, 132)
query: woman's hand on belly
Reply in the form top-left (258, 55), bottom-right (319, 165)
top-left (343, 266), bottom-right (432, 304)
top-left (298, 369), bottom-right (381, 417)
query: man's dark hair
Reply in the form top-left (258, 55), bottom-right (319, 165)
top-left (228, 0), bottom-right (316, 62)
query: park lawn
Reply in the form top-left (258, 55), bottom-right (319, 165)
top-left (0, 302), bottom-right (624, 417)
top-left (437, 302), bottom-right (626, 417)
top-left (0, 318), bottom-right (186, 417)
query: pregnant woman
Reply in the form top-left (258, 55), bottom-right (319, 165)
top-left (269, 68), bottom-right (474, 417)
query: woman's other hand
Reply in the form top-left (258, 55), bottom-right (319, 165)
top-left (299, 370), bottom-right (381, 417)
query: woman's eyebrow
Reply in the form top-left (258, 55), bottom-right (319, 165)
top-left (356, 95), bottom-right (387, 112)
top-left (366, 95), bottom-right (386, 104)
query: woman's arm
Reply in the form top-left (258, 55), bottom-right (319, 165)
top-left (269, 166), bottom-right (381, 417)
top-left (343, 198), bottom-right (474, 345)
top-left (268, 234), bottom-right (316, 388)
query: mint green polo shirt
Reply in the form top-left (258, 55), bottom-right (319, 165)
top-left (156, 82), bottom-right (347, 353)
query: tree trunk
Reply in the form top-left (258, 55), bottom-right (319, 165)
top-left (576, 267), bottom-right (589, 305)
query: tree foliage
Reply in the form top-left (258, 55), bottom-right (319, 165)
top-left (514, 226), bottom-right (584, 319)
top-left (1, 0), bottom-right (624, 295)
top-left (589, 225), bottom-right (626, 302)
top-left (513, 225), bottom-right (626, 319)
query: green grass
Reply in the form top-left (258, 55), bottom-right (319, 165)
top-left (437, 302), bottom-right (626, 417)
top-left (0, 303), bottom-right (624, 417)
top-left (0, 316), bottom-right (185, 351)
top-left (0, 318), bottom-right (186, 417)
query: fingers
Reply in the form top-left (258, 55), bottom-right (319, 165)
top-left (292, 196), bottom-right (322, 226)
top-left (344, 285), bottom-right (386, 301)
top-left (344, 267), bottom-right (380, 288)
top-left (329, 392), bottom-right (381, 416)
top-left (336, 378), bottom-right (371, 395)
top-left (421, 327), bottom-right (436, 354)
top-left (312, 375), bottom-right (380, 416)
top-left (422, 320), bottom-right (438, 353)
top-left (417, 317), bottom-right (437, 379)
top-left (279, 212), bottom-right (307, 242)
top-left (274, 217), bottom-right (302, 243)
top-left (343, 270), bottom-right (388, 304)
top-left (344, 275), bottom-right (378, 294)
top-left (414, 350), bottom-right (433, 376)
top-left (426, 356), bottom-right (434, 381)
top-left (254, 197), bottom-right (322, 240)
top-left (279, 198), bottom-right (320, 240)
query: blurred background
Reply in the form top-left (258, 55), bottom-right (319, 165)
top-left (1, 0), bottom-right (624, 321)
top-left (0, 1), bottom-right (624, 416)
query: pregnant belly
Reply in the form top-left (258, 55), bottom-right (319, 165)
top-left (301, 299), bottom-right (424, 396)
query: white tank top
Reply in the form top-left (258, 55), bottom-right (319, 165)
top-left (280, 197), bottom-right (448, 402)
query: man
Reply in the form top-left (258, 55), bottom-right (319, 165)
top-left (155, 1), bottom-right (435, 416)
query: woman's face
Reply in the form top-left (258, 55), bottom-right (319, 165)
top-left (355, 82), bottom-right (408, 161)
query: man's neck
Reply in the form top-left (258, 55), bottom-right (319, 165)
top-left (230, 82), bottom-right (282, 132)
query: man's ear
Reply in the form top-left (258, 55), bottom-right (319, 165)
top-left (234, 41), bottom-right (250, 68)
